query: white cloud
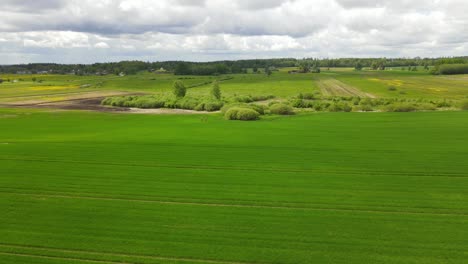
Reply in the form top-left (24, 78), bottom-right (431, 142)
top-left (94, 42), bottom-right (110, 48)
top-left (0, 0), bottom-right (467, 63)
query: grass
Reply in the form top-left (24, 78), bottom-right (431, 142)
top-left (2, 69), bottom-right (468, 106)
top-left (1, 108), bottom-right (468, 263)
top-left (1, 67), bottom-right (468, 262)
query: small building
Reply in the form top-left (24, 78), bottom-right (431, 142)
top-left (155, 67), bottom-right (168, 74)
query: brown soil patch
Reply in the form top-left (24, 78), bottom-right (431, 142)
top-left (0, 92), bottom-right (145, 112)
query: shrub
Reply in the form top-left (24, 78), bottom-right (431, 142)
top-left (388, 86), bottom-right (397, 91)
top-left (234, 95), bottom-right (275, 103)
top-left (435, 100), bottom-right (451, 108)
top-left (211, 81), bottom-right (221, 100)
top-left (225, 107), bottom-right (260, 121)
top-left (195, 101), bottom-right (224, 112)
top-left (270, 104), bottom-right (294, 115)
top-left (384, 103), bottom-right (417, 112)
top-left (298, 93), bottom-right (315, 100)
top-left (352, 97), bottom-right (361, 105)
top-left (134, 98), bottom-right (165, 109)
top-left (251, 95), bottom-right (275, 101)
top-left (176, 97), bottom-right (200, 110)
top-left (417, 103), bottom-right (437, 111)
top-left (354, 104), bottom-right (374, 112)
top-left (234, 95), bottom-right (253, 103)
top-left (173, 80), bottom-right (187, 98)
top-left (204, 101), bottom-right (224, 111)
top-left (460, 100), bottom-right (468, 110)
top-left (221, 103), bottom-right (264, 115)
top-left (291, 99), bottom-right (314, 108)
top-left (328, 102), bottom-right (352, 112)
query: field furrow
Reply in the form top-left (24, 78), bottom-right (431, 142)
top-left (318, 78), bottom-right (376, 98)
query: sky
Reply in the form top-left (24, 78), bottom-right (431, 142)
top-left (0, 0), bottom-right (467, 64)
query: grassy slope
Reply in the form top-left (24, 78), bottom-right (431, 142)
top-left (1, 109), bottom-right (468, 263)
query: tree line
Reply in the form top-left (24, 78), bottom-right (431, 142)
top-left (1, 57), bottom-right (466, 76)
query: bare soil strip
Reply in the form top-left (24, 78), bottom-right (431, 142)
top-left (318, 78), bottom-right (376, 98)
top-left (1, 91), bottom-right (133, 106)
top-left (0, 92), bottom-right (146, 112)
top-left (0, 243), bottom-right (256, 264)
top-left (0, 91), bottom-right (215, 114)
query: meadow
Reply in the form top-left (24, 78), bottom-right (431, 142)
top-left (1, 68), bottom-right (468, 263)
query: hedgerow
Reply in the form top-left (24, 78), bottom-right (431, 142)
top-left (233, 95), bottom-right (275, 103)
top-left (101, 95), bottom-right (223, 112)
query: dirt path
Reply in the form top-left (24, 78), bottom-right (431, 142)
top-left (318, 78), bottom-right (376, 98)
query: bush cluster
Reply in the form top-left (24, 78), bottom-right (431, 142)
top-left (460, 100), bottom-right (468, 110)
top-left (270, 103), bottom-right (295, 115)
top-left (233, 95), bottom-right (275, 103)
top-left (224, 107), bottom-right (260, 121)
top-left (290, 95), bottom-right (455, 113)
top-left (102, 95), bottom-right (223, 112)
top-left (221, 103), bottom-right (265, 115)
top-left (298, 93), bottom-right (316, 100)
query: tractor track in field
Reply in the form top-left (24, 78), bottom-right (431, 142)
top-left (0, 252), bottom-right (132, 264)
top-left (0, 243), bottom-right (259, 264)
top-left (1, 156), bottom-right (467, 178)
top-left (318, 78), bottom-right (376, 98)
top-left (2, 191), bottom-right (468, 217)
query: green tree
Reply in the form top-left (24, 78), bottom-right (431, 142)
top-left (174, 63), bottom-right (192, 75)
top-left (211, 81), bottom-right (221, 100)
top-left (265, 66), bottom-right (272, 77)
top-left (355, 62), bottom-right (363, 71)
top-left (173, 80), bottom-right (186, 98)
top-left (298, 61), bottom-right (311, 73)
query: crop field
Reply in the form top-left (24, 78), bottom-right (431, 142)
top-left (1, 68), bottom-right (468, 263)
top-left (2, 68), bottom-right (468, 107)
top-left (316, 78), bottom-right (375, 98)
top-left (1, 108), bottom-right (468, 263)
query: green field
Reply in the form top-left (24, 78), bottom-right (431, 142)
top-left (1, 108), bottom-right (468, 263)
top-left (1, 69), bottom-right (468, 106)
top-left (1, 68), bottom-right (468, 263)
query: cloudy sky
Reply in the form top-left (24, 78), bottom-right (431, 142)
top-left (0, 0), bottom-right (467, 64)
